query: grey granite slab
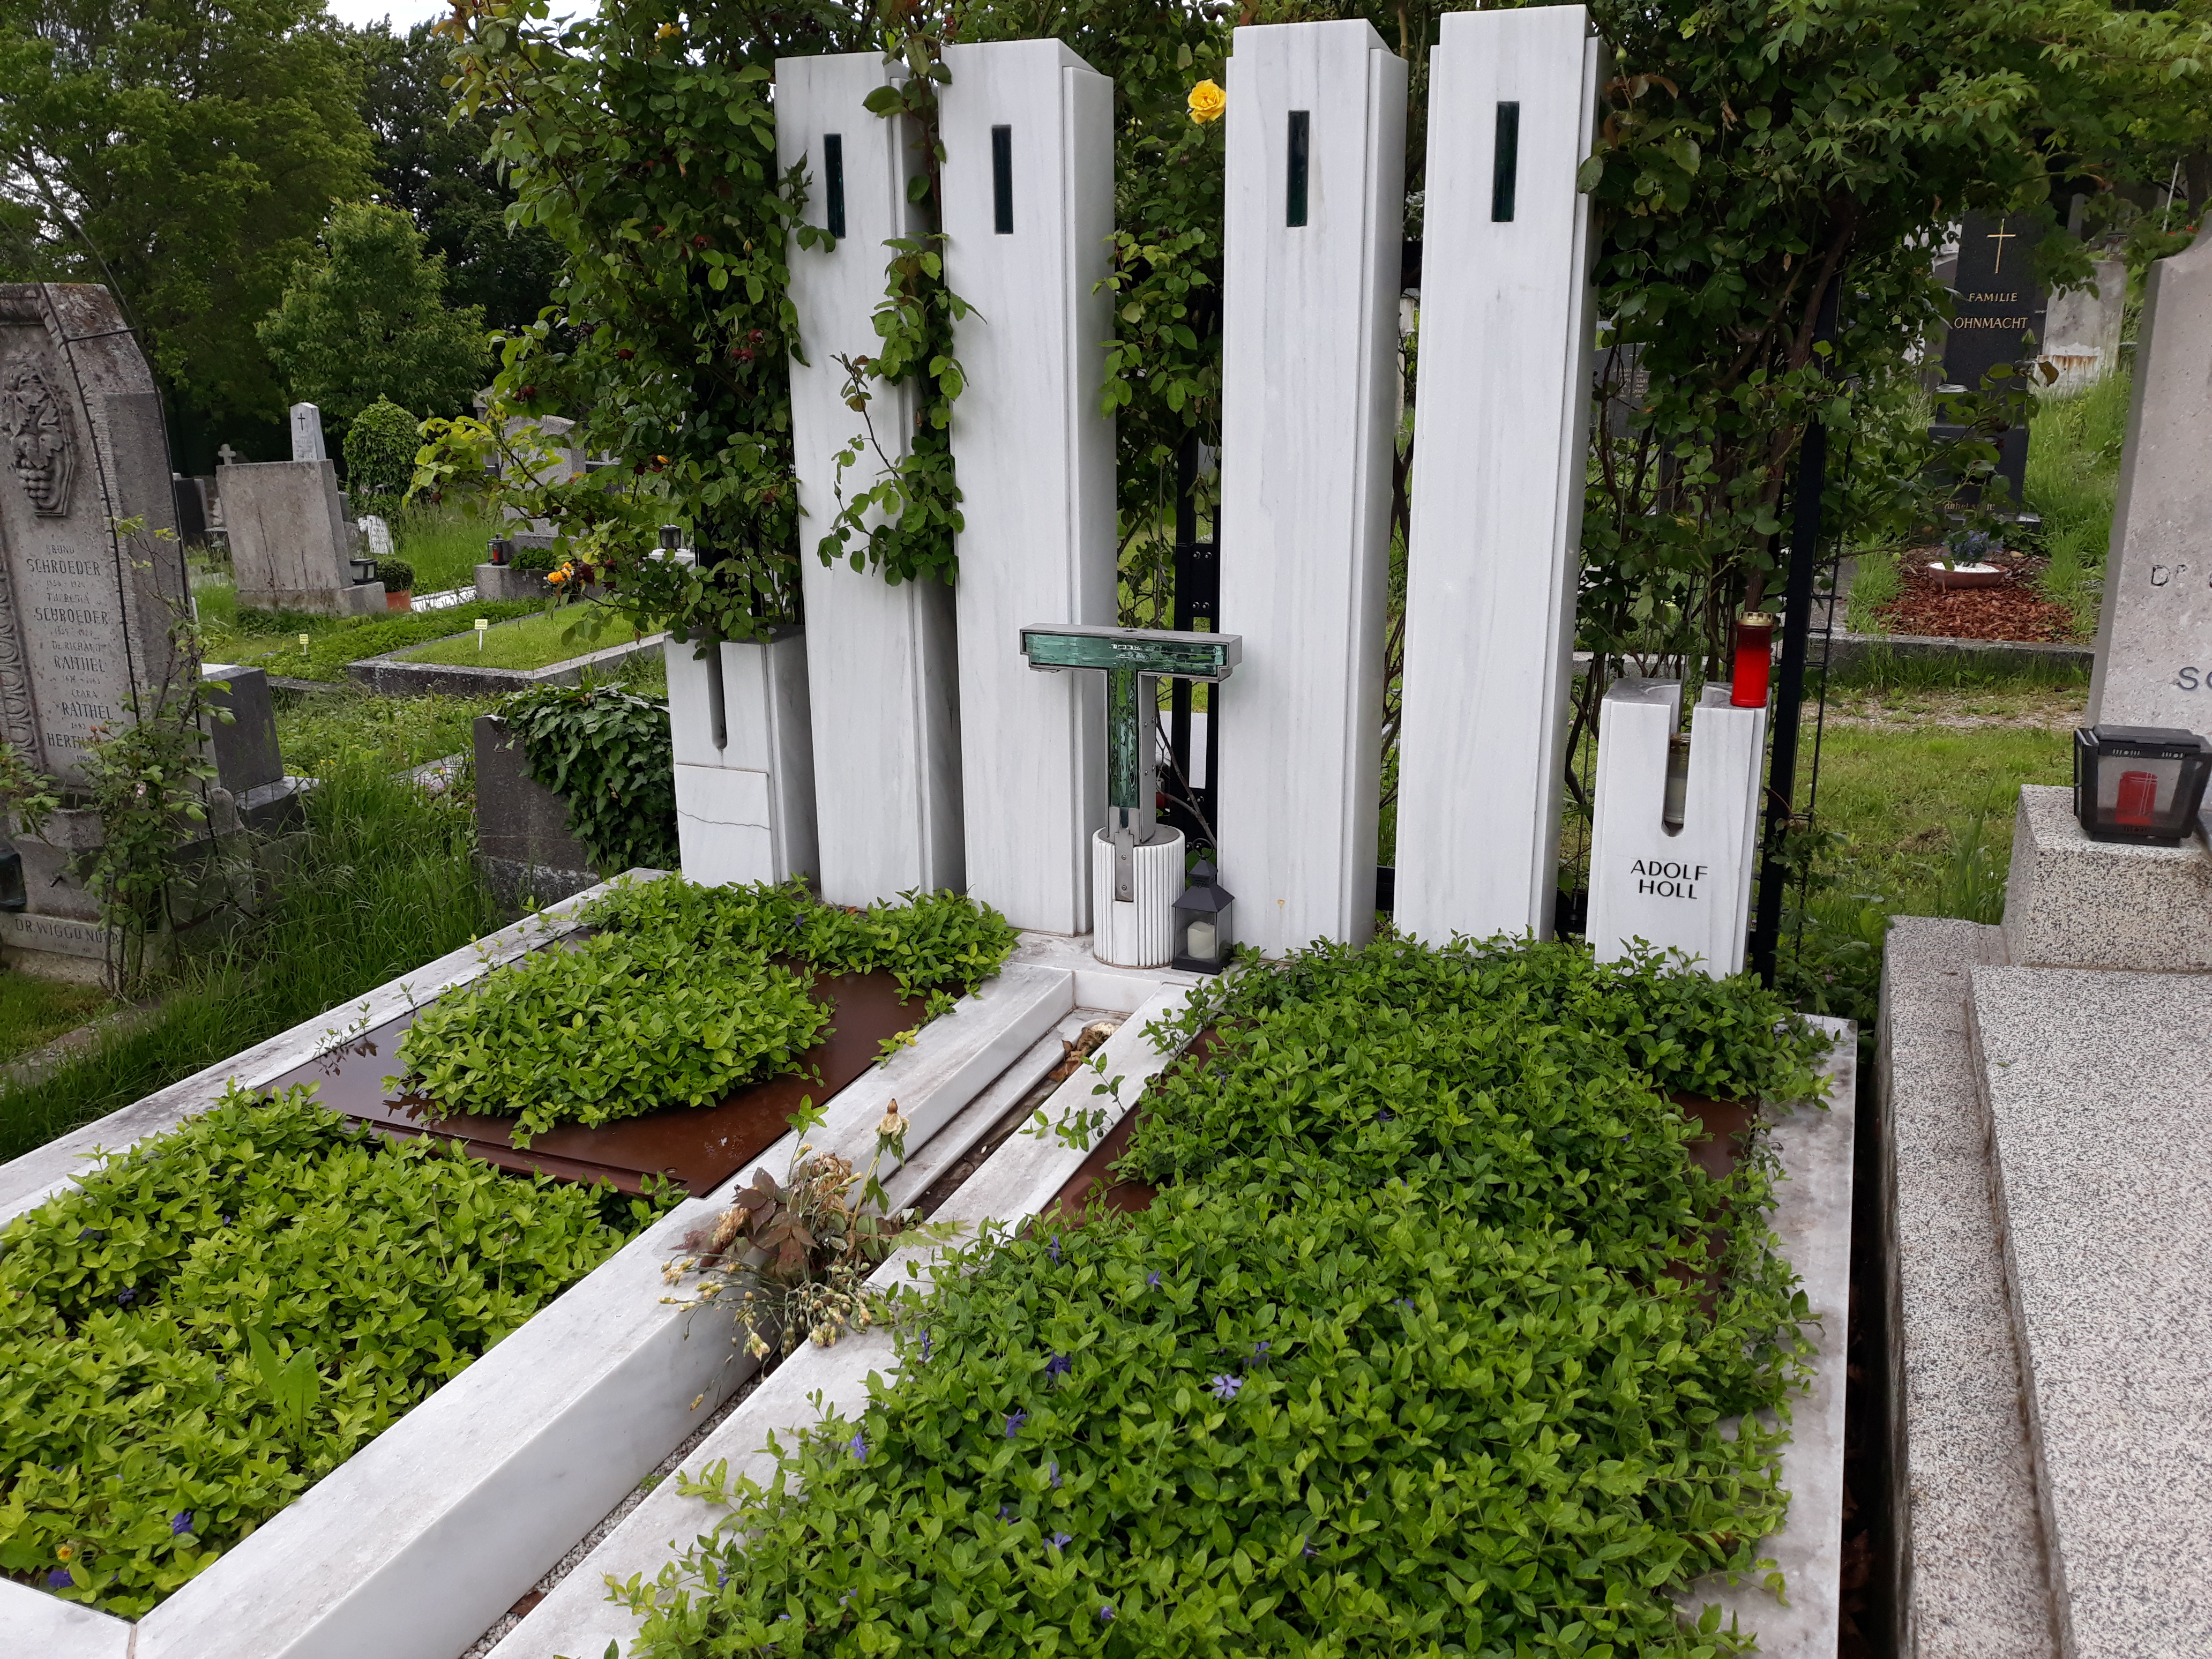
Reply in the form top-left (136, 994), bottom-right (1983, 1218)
top-left (1879, 917), bottom-right (2058, 1659)
top-left (2001, 785), bottom-right (2212, 973)
top-left (1970, 964), bottom-right (2212, 1658)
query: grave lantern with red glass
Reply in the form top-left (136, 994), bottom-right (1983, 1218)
top-left (2073, 726), bottom-right (2212, 846)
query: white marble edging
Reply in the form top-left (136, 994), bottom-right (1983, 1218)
top-left (481, 982), bottom-right (1198, 1659)
top-left (1680, 1014), bottom-right (1858, 1654)
top-left (0, 895), bottom-right (1105, 1659)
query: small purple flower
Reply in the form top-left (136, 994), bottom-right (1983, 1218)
top-left (1207, 1374), bottom-right (1242, 1403)
top-left (1046, 1235), bottom-right (1062, 1264)
top-left (1146, 1271), bottom-right (1161, 1289)
top-left (1097, 1602), bottom-right (1116, 1624)
top-left (115, 1286), bottom-right (137, 1306)
top-left (1004, 1409), bottom-right (1027, 1438)
top-left (847, 1432), bottom-right (868, 1463)
top-left (220, 1214), bottom-right (235, 1228)
top-left (1048, 1459), bottom-right (1062, 1489)
top-left (1049, 1530), bottom-right (1072, 1550)
top-left (169, 1511), bottom-right (193, 1537)
top-left (1250, 1341), bottom-right (1271, 1361)
top-left (1375, 1108), bottom-right (1396, 1123)
top-left (47, 1567), bottom-right (72, 1588)
top-left (998, 1503), bottom-right (1015, 1522)
top-left (918, 1329), bottom-right (933, 1363)
top-left (77, 1227), bottom-right (105, 1243)
top-left (1302, 1541), bottom-right (1318, 1558)
top-left (1044, 1351), bottom-right (1070, 1380)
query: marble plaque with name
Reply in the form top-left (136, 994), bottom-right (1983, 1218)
top-left (0, 283), bottom-right (186, 788)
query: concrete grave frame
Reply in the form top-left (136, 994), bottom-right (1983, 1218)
top-left (490, 1013), bottom-right (1857, 1659)
top-left (0, 872), bottom-right (1195, 1659)
top-left (343, 622), bottom-right (667, 698)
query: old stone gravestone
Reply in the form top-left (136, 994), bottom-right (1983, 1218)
top-left (290, 402), bottom-right (327, 463)
top-left (220, 458), bottom-right (384, 615)
top-left (2087, 228), bottom-right (2212, 734)
top-left (1937, 212), bottom-right (2047, 505)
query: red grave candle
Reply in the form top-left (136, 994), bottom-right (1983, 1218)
top-left (2115, 769), bottom-right (2161, 827)
top-left (1731, 612), bottom-right (1776, 708)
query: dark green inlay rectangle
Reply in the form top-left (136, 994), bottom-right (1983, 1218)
top-left (992, 125), bottom-right (1014, 234)
top-left (1021, 626), bottom-right (1238, 681)
top-left (824, 133), bottom-right (846, 240)
top-left (1490, 102), bottom-right (1520, 222)
top-left (1286, 110), bottom-right (1310, 228)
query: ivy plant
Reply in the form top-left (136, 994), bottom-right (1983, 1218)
top-left (497, 681), bottom-right (679, 874)
top-left (0, 1083), bottom-right (672, 1618)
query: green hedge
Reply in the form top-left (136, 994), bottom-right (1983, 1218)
top-left (624, 937), bottom-right (1829, 1657)
top-left (391, 879), bottom-right (1020, 1144)
top-left (0, 1085), bottom-right (674, 1617)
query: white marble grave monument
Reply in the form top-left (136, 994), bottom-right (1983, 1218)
top-left (664, 633), bottom-right (819, 890)
top-left (778, 51), bottom-right (965, 908)
top-left (1214, 18), bottom-right (1406, 956)
top-left (940, 38), bottom-right (1117, 935)
top-left (2086, 226), bottom-right (2212, 734)
top-left (1394, 5), bottom-right (1604, 945)
top-left (1585, 679), bottom-right (1766, 977)
top-left (289, 400), bottom-right (327, 463)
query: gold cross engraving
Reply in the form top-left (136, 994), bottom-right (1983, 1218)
top-left (1986, 222), bottom-right (2017, 273)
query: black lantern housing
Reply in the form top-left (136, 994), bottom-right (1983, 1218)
top-left (487, 537), bottom-right (511, 567)
top-left (349, 554), bottom-right (377, 585)
top-left (2073, 725), bottom-right (2212, 846)
top-left (1171, 861), bottom-right (1235, 974)
top-left (0, 847), bottom-right (24, 913)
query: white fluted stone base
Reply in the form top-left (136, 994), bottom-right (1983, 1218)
top-left (1090, 828), bottom-right (1186, 968)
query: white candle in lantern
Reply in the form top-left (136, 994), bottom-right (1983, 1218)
top-left (1185, 920), bottom-right (1216, 961)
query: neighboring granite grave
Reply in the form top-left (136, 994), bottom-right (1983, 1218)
top-left (1934, 211), bottom-right (2047, 506)
top-left (220, 456), bottom-right (384, 615)
top-left (2087, 225), bottom-right (2212, 733)
top-left (0, 283), bottom-right (299, 967)
top-left (2039, 258), bottom-right (2127, 391)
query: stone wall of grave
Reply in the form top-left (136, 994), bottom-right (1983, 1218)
top-left (0, 284), bottom-right (187, 789)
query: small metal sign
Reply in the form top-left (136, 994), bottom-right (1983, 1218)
top-left (1020, 624), bottom-right (1243, 898)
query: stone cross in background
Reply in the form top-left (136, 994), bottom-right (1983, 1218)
top-left (289, 402), bottom-right (326, 464)
top-left (2087, 226), bottom-right (2212, 734)
top-left (216, 443), bottom-right (239, 467)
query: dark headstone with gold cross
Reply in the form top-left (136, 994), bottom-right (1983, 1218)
top-left (1937, 212), bottom-right (2047, 506)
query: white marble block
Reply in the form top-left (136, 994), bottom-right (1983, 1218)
top-left (664, 632), bottom-right (818, 888)
top-left (1394, 6), bottom-right (1603, 945)
top-left (1214, 19), bottom-right (1407, 957)
top-left (1091, 827), bottom-right (1185, 968)
top-left (1586, 679), bottom-right (1766, 977)
top-left (939, 39), bottom-right (1117, 936)
top-left (778, 52), bottom-right (966, 908)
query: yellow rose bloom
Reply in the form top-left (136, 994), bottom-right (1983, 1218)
top-left (1187, 79), bottom-right (1227, 125)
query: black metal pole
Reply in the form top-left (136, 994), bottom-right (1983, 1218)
top-left (1749, 273), bottom-right (1841, 986)
top-left (1170, 432), bottom-right (1198, 787)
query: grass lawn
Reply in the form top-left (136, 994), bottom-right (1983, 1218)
top-left (399, 606), bottom-right (657, 670)
top-left (274, 689), bottom-right (503, 775)
top-left (2025, 369), bottom-right (2132, 634)
top-left (0, 974), bottom-right (111, 1067)
top-left (389, 502), bottom-right (506, 594)
top-left (205, 601), bottom-right (545, 682)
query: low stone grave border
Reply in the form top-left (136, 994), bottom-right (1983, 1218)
top-left (494, 1011), bottom-right (1858, 1659)
top-left (0, 877), bottom-right (1192, 1659)
top-left (344, 625), bottom-right (668, 698)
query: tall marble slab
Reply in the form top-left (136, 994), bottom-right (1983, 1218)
top-left (289, 402), bottom-right (328, 464)
top-left (940, 38), bottom-right (1116, 935)
top-left (1215, 19), bottom-right (1406, 956)
top-left (779, 51), bottom-right (965, 908)
top-left (0, 284), bottom-right (188, 790)
top-left (2087, 227), bottom-right (2212, 732)
top-left (1394, 6), bottom-right (1602, 945)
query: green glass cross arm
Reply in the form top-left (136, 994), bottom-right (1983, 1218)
top-left (1018, 624), bottom-right (1242, 682)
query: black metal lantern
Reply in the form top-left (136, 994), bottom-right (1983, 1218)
top-left (487, 537), bottom-right (510, 567)
top-left (2073, 725), bottom-right (2212, 846)
top-left (1171, 861), bottom-right (1235, 974)
top-left (349, 554), bottom-right (377, 585)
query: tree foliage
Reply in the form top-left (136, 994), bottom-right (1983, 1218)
top-left (0, 0), bottom-right (372, 423)
top-left (258, 200), bottom-right (490, 436)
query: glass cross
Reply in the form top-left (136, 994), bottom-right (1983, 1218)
top-left (1020, 624), bottom-right (1243, 899)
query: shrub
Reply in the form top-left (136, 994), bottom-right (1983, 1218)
top-left (340, 396), bottom-right (421, 504)
top-left (497, 682), bottom-right (678, 873)
top-left (512, 541), bottom-right (563, 574)
top-left (0, 1083), bottom-right (673, 1617)
top-left (373, 556), bottom-right (415, 593)
top-left (626, 933), bottom-right (1822, 1657)
top-left (391, 879), bottom-right (1020, 1143)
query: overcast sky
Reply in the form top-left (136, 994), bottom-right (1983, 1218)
top-left (324, 0), bottom-right (458, 30)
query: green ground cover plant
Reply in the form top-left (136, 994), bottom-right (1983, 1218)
top-left (628, 936), bottom-right (1828, 1657)
top-left (207, 600), bottom-right (544, 682)
top-left (273, 689), bottom-right (500, 776)
top-left (400, 607), bottom-right (647, 671)
top-left (0, 1083), bottom-right (675, 1618)
top-left (0, 760), bottom-right (505, 1164)
top-left (0, 975), bottom-right (111, 1068)
top-left (392, 879), bottom-right (1019, 1144)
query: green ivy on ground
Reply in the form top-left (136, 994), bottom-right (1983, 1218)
top-left (625, 935), bottom-right (1829, 1657)
top-left (0, 1084), bottom-right (674, 1617)
top-left (393, 879), bottom-right (1019, 1143)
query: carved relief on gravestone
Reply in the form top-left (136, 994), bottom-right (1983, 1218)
top-left (2, 360), bottom-right (78, 517)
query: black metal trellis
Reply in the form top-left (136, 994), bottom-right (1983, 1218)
top-left (1160, 431), bottom-right (1221, 852)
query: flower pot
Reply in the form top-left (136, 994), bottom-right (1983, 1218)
top-left (1926, 562), bottom-right (2007, 591)
top-left (386, 589), bottom-right (413, 611)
